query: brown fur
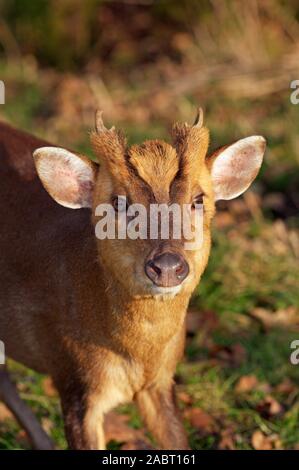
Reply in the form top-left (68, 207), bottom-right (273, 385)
top-left (128, 141), bottom-right (179, 199)
top-left (0, 118), bottom-right (263, 450)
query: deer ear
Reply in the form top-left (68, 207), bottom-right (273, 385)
top-left (208, 136), bottom-right (266, 201)
top-left (33, 147), bottom-right (98, 209)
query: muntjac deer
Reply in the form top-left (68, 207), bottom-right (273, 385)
top-left (0, 111), bottom-right (266, 449)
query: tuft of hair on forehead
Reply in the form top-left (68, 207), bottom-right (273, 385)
top-left (90, 125), bottom-right (130, 183)
top-left (89, 109), bottom-right (210, 197)
top-left (172, 121), bottom-right (210, 181)
top-left (127, 140), bottom-right (179, 195)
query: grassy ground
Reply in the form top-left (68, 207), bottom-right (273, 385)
top-left (0, 0), bottom-right (299, 450)
top-left (1, 313), bottom-right (299, 449)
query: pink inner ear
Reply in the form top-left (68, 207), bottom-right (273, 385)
top-left (52, 164), bottom-right (82, 206)
top-left (35, 147), bottom-right (96, 209)
top-left (225, 144), bottom-right (257, 176)
top-left (221, 147), bottom-right (257, 198)
top-left (211, 136), bottom-right (265, 201)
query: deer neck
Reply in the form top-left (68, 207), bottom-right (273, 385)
top-left (101, 275), bottom-right (190, 354)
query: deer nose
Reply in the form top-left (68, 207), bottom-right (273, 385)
top-left (145, 252), bottom-right (189, 288)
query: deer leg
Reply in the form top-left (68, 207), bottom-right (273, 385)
top-left (61, 377), bottom-right (132, 450)
top-left (0, 367), bottom-right (54, 449)
top-left (60, 392), bottom-right (105, 450)
top-left (135, 383), bottom-right (189, 450)
top-left (60, 382), bottom-right (114, 450)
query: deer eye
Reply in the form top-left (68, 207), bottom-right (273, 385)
top-left (191, 193), bottom-right (204, 209)
top-left (112, 195), bottom-right (128, 212)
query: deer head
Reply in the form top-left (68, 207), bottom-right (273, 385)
top-left (33, 110), bottom-right (266, 297)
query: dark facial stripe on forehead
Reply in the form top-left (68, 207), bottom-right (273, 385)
top-left (125, 141), bottom-right (179, 202)
top-left (125, 155), bottom-right (156, 202)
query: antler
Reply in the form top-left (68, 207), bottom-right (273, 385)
top-left (95, 109), bottom-right (116, 133)
top-left (95, 110), bottom-right (107, 132)
top-left (193, 107), bottom-right (204, 128)
top-left (171, 106), bottom-right (209, 178)
top-left (91, 110), bottom-right (128, 182)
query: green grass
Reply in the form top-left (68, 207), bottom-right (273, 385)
top-left (193, 220), bottom-right (299, 316)
top-left (178, 327), bottom-right (299, 449)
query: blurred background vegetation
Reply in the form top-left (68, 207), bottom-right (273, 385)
top-left (0, 0), bottom-right (298, 450)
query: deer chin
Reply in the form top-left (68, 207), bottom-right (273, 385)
top-left (150, 284), bottom-right (183, 298)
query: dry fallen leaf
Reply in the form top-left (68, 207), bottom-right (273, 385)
top-left (177, 391), bottom-right (193, 405)
top-left (209, 343), bottom-right (247, 367)
top-left (186, 310), bottom-right (202, 334)
top-left (270, 434), bottom-right (283, 450)
top-left (121, 440), bottom-right (153, 450)
top-left (16, 382), bottom-right (27, 392)
top-left (42, 377), bottom-right (57, 397)
top-left (251, 430), bottom-right (273, 450)
top-left (0, 403), bottom-right (14, 421)
top-left (15, 429), bottom-right (30, 447)
top-left (41, 417), bottom-right (54, 433)
top-left (230, 199), bottom-right (249, 217)
top-left (214, 211), bottom-right (235, 229)
top-left (256, 382), bottom-right (272, 394)
top-left (251, 307), bottom-right (299, 330)
top-left (104, 412), bottom-right (141, 442)
top-left (230, 343), bottom-right (247, 366)
top-left (256, 395), bottom-right (283, 417)
top-left (235, 374), bottom-right (258, 393)
top-left (186, 309), bottom-right (219, 335)
top-left (104, 411), bottom-right (150, 449)
top-left (218, 427), bottom-right (236, 450)
top-left (275, 378), bottom-right (297, 395)
top-left (184, 407), bottom-right (216, 433)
